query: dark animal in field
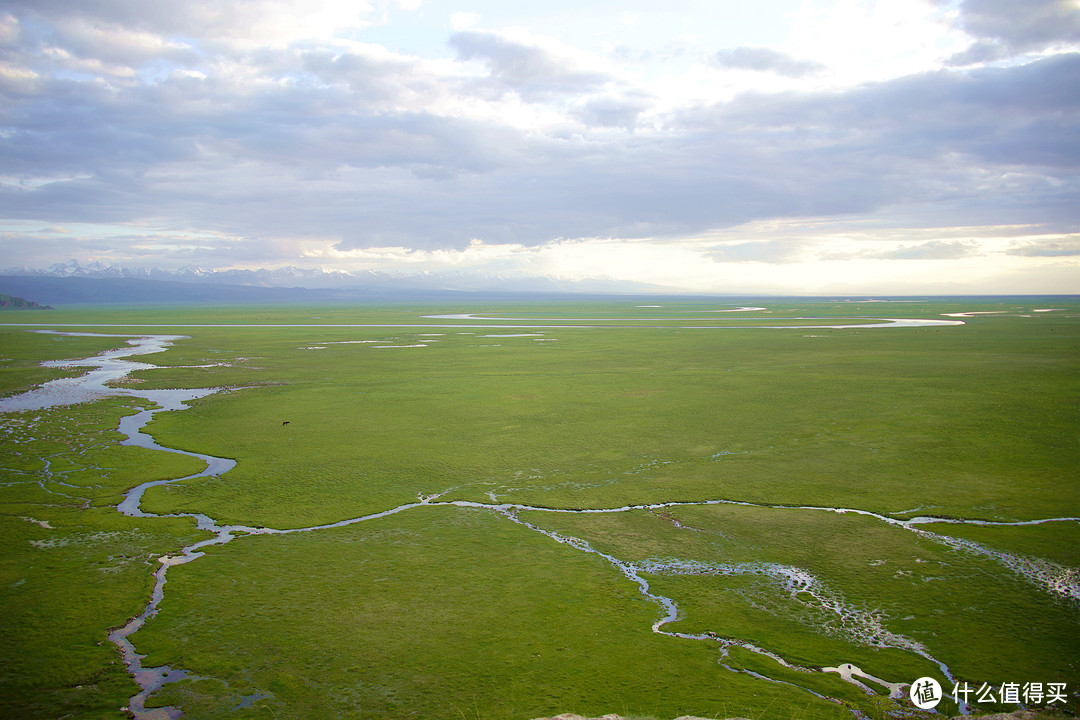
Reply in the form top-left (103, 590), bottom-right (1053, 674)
top-left (282, 421), bottom-right (290, 425)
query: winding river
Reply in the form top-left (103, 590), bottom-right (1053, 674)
top-left (1, 309), bottom-right (966, 332)
top-left (2, 323), bottom-right (1075, 719)
top-left (418, 312), bottom-right (966, 329)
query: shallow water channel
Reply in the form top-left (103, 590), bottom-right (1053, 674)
top-left (2, 327), bottom-right (1075, 719)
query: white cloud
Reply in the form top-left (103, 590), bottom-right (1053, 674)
top-left (948, 0), bottom-right (1080, 64)
top-left (714, 47), bottom-right (824, 77)
top-left (3, 219), bottom-right (1077, 294)
top-left (449, 28), bottom-right (614, 101)
top-left (784, 0), bottom-right (970, 87)
top-left (0, 0), bottom-right (1076, 294)
top-left (451, 12), bottom-right (481, 31)
top-left (1006, 237), bottom-right (1080, 257)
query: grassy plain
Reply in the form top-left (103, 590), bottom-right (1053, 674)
top-left (0, 378), bottom-right (209, 718)
top-left (1, 296), bottom-right (1078, 720)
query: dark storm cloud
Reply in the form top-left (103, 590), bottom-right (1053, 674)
top-left (714, 47), bottom-right (824, 78)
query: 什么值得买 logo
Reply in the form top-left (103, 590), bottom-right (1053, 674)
top-left (910, 677), bottom-right (942, 709)
top-left (910, 677), bottom-right (1069, 710)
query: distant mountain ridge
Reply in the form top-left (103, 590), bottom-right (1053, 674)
top-left (0, 275), bottom-right (327, 305)
top-left (1, 260), bottom-right (669, 294)
top-left (0, 260), bottom-right (679, 305)
top-left (1, 260), bottom-right (392, 289)
top-left (0, 293), bottom-right (53, 310)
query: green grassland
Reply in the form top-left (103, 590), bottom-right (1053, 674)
top-left (0, 330), bottom-right (134, 397)
top-left (1, 297), bottom-right (1078, 720)
top-left (137, 505), bottom-right (826, 720)
top-left (0, 384), bottom-right (210, 718)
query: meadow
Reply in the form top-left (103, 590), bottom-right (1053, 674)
top-left (0, 297), bottom-right (1077, 720)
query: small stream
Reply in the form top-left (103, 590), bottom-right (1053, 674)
top-left (2, 327), bottom-right (1074, 719)
top-left (110, 397), bottom-right (278, 719)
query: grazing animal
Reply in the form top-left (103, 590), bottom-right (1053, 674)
top-left (282, 421), bottom-right (290, 425)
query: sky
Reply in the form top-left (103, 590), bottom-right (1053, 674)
top-left (1, 0), bottom-right (1079, 294)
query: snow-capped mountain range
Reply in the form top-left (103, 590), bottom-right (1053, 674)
top-left (2, 260), bottom-right (388, 289)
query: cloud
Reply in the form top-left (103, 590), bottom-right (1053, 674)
top-left (1006, 238), bottom-right (1080, 257)
top-left (0, 0), bottom-right (1077, 293)
top-left (676, 53), bottom-right (1080, 231)
top-left (714, 46), bottom-right (825, 78)
top-left (571, 93), bottom-right (652, 129)
top-left (861, 240), bottom-right (981, 260)
top-left (948, 0), bottom-right (1080, 64)
top-left (2, 0), bottom-right (381, 48)
top-left (4, 52), bottom-right (1078, 253)
top-left (449, 30), bottom-right (611, 100)
top-left (49, 20), bottom-right (199, 69)
top-left (705, 240), bottom-right (806, 263)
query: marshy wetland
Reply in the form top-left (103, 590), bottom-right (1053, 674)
top-left (1, 298), bottom-right (1078, 720)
